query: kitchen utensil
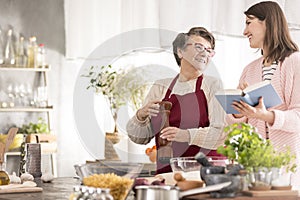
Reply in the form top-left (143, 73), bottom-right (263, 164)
top-left (135, 181), bottom-right (231, 200)
top-left (173, 172), bottom-right (204, 191)
top-left (204, 174), bottom-right (241, 198)
top-left (26, 135), bottom-right (42, 178)
top-left (195, 152), bottom-right (213, 167)
top-left (170, 157), bottom-right (201, 180)
top-left (74, 161), bottom-right (144, 180)
top-left (0, 143), bottom-right (5, 164)
top-left (4, 127), bottom-right (18, 152)
top-left (0, 181), bottom-right (37, 190)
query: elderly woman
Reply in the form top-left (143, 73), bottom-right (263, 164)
top-left (126, 27), bottom-right (227, 174)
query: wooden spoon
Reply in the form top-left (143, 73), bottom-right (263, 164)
top-left (0, 142), bottom-right (5, 164)
top-left (174, 172), bottom-right (204, 191)
top-left (4, 127), bottom-right (18, 152)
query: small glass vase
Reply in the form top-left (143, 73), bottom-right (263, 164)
top-left (248, 167), bottom-right (272, 191)
top-left (271, 167), bottom-right (292, 190)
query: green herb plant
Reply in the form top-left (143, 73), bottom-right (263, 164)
top-left (19, 117), bottom-right (50, 134)
top-left (217, 123), bottom-right (297, 173)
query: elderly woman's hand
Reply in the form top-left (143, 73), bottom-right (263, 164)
top-left (160, 127), bottom-right (190, 143)
top-left (136, 100), bottom-right (161, 121)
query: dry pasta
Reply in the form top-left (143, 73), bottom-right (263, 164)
top-left (83, 173), bottom-right (134, 200)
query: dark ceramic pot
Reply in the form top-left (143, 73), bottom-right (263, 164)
top-left (204, 174), bottom-right (241, 198)
top-left (200, 166), bottom-right (225, 180)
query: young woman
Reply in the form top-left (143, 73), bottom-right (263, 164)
top-left (227, 1), bottom-right (300, 189)
top-left (126, 27), bottom-right (227, 174)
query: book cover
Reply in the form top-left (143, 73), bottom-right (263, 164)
top-left (215, 81), bottom-right (282, 114)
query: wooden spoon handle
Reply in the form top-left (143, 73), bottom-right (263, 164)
top-left (5, 127), bottom-right (18, 152)
top-left (0, 142), bottom-right (5, 163)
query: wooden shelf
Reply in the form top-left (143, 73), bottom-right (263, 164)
top-left (0, 106), bottom-right (53, 112)
top-left (0, 65), bottom-right (50, 71)
top-left (5, 152), bottom-right (21, 156)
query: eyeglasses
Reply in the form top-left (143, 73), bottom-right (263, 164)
top-left (186, 43), bottom-right (215, 57)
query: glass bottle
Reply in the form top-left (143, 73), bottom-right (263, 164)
top-left (93, 188), bottom-right (104, 200)
top-left (0, 27), bottom-right (4, 64)
top-left (101, 188), bottom-right (113, 200)
top-left (0, 162), bottom-right (10, 185)
top-left (36, 43), bottom-right (46, 68)
top-left (27, 36), bottom-right (38, 68)
top-left (69, 185), bottom-right (82, 200)
top-left (157, 101), bottom-right (173, 164)
top-left (239, 169), bottom-right (249, 191)
top-left (4, 29), bottom-right (15, 65)
top-left (15, 36), bottom-right (27, 67)
top-left (85, 187), bottom-right (95, 200)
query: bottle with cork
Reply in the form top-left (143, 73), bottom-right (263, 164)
top-left (27, 36), bottom-right (38, 68)
top-left (36, 43), bottom-right (46, 68)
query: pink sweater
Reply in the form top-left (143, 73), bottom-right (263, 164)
top-left (227, 52), bottom-right (300, 190)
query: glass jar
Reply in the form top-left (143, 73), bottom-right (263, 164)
top-left (248, 167), bottom-right (272, 190)
top-left (0, 162), bottom-right (10, 185)
top-left (4, 29), bottom-right (15, 65)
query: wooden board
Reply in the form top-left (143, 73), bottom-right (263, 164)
top-left (243, 190), bottom-right (299, 197)
top-left (0, 187), bottom-right (43, 194)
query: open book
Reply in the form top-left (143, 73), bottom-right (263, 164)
top-left (215, 81), bottom-right (282, 114)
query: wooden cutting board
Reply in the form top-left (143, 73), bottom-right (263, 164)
top-left (0, 186), bottom-right (43, 194)
top-left (243, 190), bottom-right (299, 197)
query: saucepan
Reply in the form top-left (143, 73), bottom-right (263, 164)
top-left (135, 181), bottom-right (231, 200)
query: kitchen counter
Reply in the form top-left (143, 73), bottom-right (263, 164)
top-left (0, 177), bottom-right (299, 200)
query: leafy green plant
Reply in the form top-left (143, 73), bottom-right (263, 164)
top-left (217, 123), bottom-right (297, 173)
top-left (217, 123), bottom-right (265, 169)
top-left (19, 117), bottom-right (50, 134)
top-left (271, 147), bottom-right (297, 173)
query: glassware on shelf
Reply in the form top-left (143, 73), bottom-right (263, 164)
top-left (36, 43), bottom-right (46, 68)
top-left (27, 36), bottom-right (38, 68)
top-left (16, 36), bottom-right (27, 67)
top-left (34, 86), bottom-right (48, 108)
top-left (0, 162), bottom-right (10, 185)
top-left (0, 27), bottom-right (4, 64)
top-left (4, 29), bottom-right (15, 65)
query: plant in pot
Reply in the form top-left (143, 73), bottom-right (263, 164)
top-left (18, 117), bottom-right (54, 143)
top-left (83, 65), bottom-right (126, 144)
top-left (270, 147), bottom-right (297, 189)
top-left (217, 123), bottom-right (275, 191)
top-left (82, 65), bottom-right (150, 144)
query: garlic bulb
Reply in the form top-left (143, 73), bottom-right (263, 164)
top-left (9, 172), bottom-right (21, 184)
top-left (20, 172), bottom-right (34, 182)
top-left (41, 172), bottom-right (54, 183)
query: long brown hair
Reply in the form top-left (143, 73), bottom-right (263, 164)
top-left (244, 1), bottom-right (298, 63)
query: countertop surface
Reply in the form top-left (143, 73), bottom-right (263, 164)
top-left (0, 177), bottom-right (299, 200)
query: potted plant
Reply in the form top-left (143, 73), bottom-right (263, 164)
top-left (270, 147), bottom-right (297, 189)
top-left (18, 117), bottom-right (55, 143)
top-left (217, 123), bottom-right (297, 191)
top-left (82, 65), bottom-right (150, 144)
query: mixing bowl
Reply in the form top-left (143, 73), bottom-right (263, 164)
top-left (170, 157), bottom-right (201, 180)
top-left (74, 161), bottom-right (144, 180)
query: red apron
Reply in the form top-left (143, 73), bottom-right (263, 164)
top-left (153, 74), bottom-right (222, 174)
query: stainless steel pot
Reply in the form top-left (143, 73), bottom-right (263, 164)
top-left (135, 182), bottom-right (232, 200)
top-left (135, 185), bottom-right (179, 200)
